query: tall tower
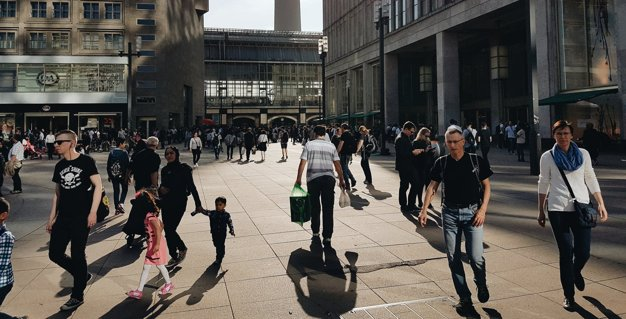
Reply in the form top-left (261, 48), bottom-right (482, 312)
top-left (274, 0), bottom-right (301, 31)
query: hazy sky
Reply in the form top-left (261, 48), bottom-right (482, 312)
top-left (204, 0), bottom-right (322, 32)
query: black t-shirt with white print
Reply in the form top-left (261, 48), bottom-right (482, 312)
top-left (52, 154), bottom-right (99, 225)
top-left (429, 153), bottom-right (492, 206)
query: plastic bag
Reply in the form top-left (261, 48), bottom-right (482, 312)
top-left (339, 190), bottom-right (351, 208)
top-left (290, 184), bottom-right (311, 225)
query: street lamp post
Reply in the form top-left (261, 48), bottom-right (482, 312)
top-left (297, 95), bottom-right (302, 126)
top-left (374, 0), bottom-right (390, 155)
top-left (346, 78), bottom-right (351, 128)
top-left (119, 36), bottom-right (142, 130)
top-left (318, 36), bottom-right (328, 122)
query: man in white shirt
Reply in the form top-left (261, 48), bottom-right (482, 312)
top-left (45, 131), bottom-right (56, 160)
top-left (7, 135), bottom-right (25, 194)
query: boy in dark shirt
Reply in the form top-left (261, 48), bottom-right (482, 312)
top-left (192, 196), bottom-right (234, 265)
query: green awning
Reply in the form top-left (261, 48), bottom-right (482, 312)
top-left (539, 86), bottom-right (618, 105)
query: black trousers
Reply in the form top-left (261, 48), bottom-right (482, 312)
top-left (516, 143), bottom-right (525, 161)
top-left (212, 232), bottom-right (226, 260)
top-left (0, 283), bottom-right (12, 305)
top-left (415, 169), bottom-right (430, 207)
top-left (398, 169), bottom-right (419, 209)
top-left (226, 145), bottom-right (234, 159)
top-left (162, 203), bottom-right (187, 260)
top-left (307, 175), bottom-right (335, 239)
top-left (360, 155), bottom-right (372, 184)
top-left (49, 222), bottom-right (89, 300)
top-left (11, 167), bottom-right (21, 191)
top-left (47, 143), bottom-right (55, 160)
top-left (245, 147), bottom-right (252, 161)
top-left (549, 211), bottom-right (591, 299)
top-left (191, 149), bottom-right (201, 165)
top-left (481, 146), bottom-right (490, 164)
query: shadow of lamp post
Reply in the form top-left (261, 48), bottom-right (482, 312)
top-left (119, 36), bottom-right (142, 130)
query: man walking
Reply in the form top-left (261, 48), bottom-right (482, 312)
top-left (7, 135), bottom-right (24, 194)
top-left (295, 126), bottom-right (345, 246)
top-left (419, 125), bottom-right (492, 311)
top-left (46, 130), bottom-right (102, 311)
top-left (336, 123), bottom-right (357, 190)
top-left (45, 130), bottom-right (56, 160)
top-left (130, 136), bottom-right (160, 192)
top-left (395, 121), bottom-right (421, 213)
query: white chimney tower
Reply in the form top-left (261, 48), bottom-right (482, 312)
top-left (274, 0), bottom-right (301, 31)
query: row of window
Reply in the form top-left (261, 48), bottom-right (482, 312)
top-left (0, 1), bottom-right (155, 19)
top-left (0, 30), bottom-right (157, 52)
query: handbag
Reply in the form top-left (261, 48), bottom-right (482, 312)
top-left (339, 190), bottom-right (351, 208)
top-left (97, 188), bottom-right (111, 223)
top-left (550, 151), bottom-right (598, 228)
top-left (290, 184), bottom-right (311, 225)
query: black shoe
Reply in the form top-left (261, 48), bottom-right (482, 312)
top-left (10, 190), bottom-right (22, 194)
top-left (575, 273), bottom-right (585, 291)
top-left (563, 297), bottom-right (575, 310)
top-left (126, 235), bottom-right (134, 248)
top-left (350, 179), bottom-right (357, 187)
top-left (60, 297), bottom-right (84, 311)
top-left (166, 258), bottom-right (180, 268)
top-left (454, 298), bottom-right (473, 310)
top-left (477, 285), bottom-right (490, 303)
top-left (178, 249), bottom-right (188, 263)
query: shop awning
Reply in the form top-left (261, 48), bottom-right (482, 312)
top-left (539, 86), bottom-right (619, 105)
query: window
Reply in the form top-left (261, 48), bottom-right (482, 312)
top-left (104, 33), bottom-right (123, 50)
top-left (136, 19), bottom-right (155, 26)
top-left (136, 96), bottom-right (156, 104)
top-left (413, 0), bottom-right (420, 20)
top-left (53, 2), bottom-right (69, 18)
top-left (83, 2), bottom-right (99, 19)
top-left (104, 3), bottom-right (121, 19)
top-left (82, 33), bottom-right (99, 50)
top-left (139, 50), bottom-right (155, 57)
top-left (31, 1), bottom-right (46, 18)
top-left (136, 80), bottom-right (156, 88)
top-left (139, 34), bottom-right (155, 41)
top-left (29, 32), bottom-right (47, 49)
top-left (0, 1), bottom-right (17, 18)
top-left (51, 32), bottom-right (69, 49)
top-left (136, 3), bottom-right (155, 10)
top-left (137, 65), bottom-right (156, 73)
top-left (0, 31), bottom-right (15, 49)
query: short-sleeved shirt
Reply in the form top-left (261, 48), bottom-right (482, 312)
top-left (300, 139), bottom-right (340, 183)
top-left (52, 154), bottom-right (99, 224)
top-left (131, 148), bottom-right (160, 190)
top-left (429, 153), bottom-right (493, 206)
top-left (339, 131), bottom-right (356, 155)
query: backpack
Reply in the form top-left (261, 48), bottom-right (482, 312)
top-left (109, 151), bottom-right (126, 179)
top-left (464, 129), bottom-right (475, 146)
top-left (212, 134), bottom-right (219, 146)
top-left (343, 132), bottom-right (357, 154)
top-left (364, 135), bottom-right (379, 154)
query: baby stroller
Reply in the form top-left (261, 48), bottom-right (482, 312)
top-left (122, 191), bottom-right (152, 248)
top-left (23, 139), bottom-right (43, 159)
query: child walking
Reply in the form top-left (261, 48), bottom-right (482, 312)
top-left (192, 196), bottom-right (235, 265)
top-left (127, 190), bottom-right (174, 299)
top-left (0, 198), bottom-right (28, 319)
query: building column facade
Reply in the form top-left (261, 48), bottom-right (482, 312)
top-left (385, 54), bottom-right (400, 126)
top-left (436, 31), bottom-right (461, 134)
top-left (615, 0), bottom-right (626, 140)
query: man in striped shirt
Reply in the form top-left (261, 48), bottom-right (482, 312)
top-left (295, 126), bottom-right (346, 246)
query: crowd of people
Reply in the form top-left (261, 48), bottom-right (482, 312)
top-left (0, 117), bottom-right (613, 317)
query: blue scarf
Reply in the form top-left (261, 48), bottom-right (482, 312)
top-left (552, 142), bottom-right (583, 171)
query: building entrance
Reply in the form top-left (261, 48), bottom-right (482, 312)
top-left (138, 117), bottom-right (157, 137)
top-left (24, 112), bottom-right (69, 133)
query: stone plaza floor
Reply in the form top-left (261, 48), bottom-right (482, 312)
top-left (1, 142), bottom-right (625, 318)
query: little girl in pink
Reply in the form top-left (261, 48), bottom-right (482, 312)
top-left (127, 190), bottom-right (174, 299)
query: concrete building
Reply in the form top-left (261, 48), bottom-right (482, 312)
top-left (0, 0), bottom-right (208, 137)
top-left (323, 0), bottom-right (625, 145)
top-left (203, 28), bottom-right (322, 127)
top-left (275, 0), bottom-right (301, 31)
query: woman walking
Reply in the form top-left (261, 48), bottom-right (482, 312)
top-left (412, 127), bottom-right (434, 209)
top-left (516, 123), bottom-right (526, 162)
top-left (356, 126), bottom-right (373, 185)
top-left (537, 120), bottom-right (608, 310)
top-left (257, 130), bottom-right (269, 161)
top-left (189, 131), bottom-right (202, 168)
top-left (159, 146), bottom-right (204, 267)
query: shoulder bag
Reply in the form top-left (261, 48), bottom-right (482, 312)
top-left (550, 151), bottom-right (597, 228)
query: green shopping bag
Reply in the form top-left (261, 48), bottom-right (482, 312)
top-left (290, 184), bottom-right (311, 225)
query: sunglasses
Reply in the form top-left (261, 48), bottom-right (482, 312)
top-left (54, 140), bottom-right (71, 145)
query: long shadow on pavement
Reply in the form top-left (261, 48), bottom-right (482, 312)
top-left (583, 296), bottom-right (620, 319)
top-left (347, 188), bottom-right (369, 210)
top-left (286, 238), bottom-right (359, 317)
top-left (364, 184), bottom-right (392, 200)
top-left (404, 210), bottom-right (446, 254)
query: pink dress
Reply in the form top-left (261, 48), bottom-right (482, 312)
top-left (144, 212), bottom-right (168, 266)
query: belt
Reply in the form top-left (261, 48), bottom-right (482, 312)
top-left (443, 202), bottom-right (478, 209)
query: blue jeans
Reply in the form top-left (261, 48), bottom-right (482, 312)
top-left (442, 205), bottom-right (487, 300)
top-left (340, 154), bottom-right (355, 184)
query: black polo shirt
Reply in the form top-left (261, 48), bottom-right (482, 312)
top-left (430, 153), bottom-right (492, 206)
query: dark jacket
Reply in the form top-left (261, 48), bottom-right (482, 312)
top-left (106, 147), bottom-right (130, 180)
top-left (394, 133), bottom-right (414, 172)
top-left (159, 162), bottom-right (202, 208)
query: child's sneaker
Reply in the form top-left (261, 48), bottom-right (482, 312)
top-left (127, 290), bottom-right (143, 299)
top-left (159, 282), bottom-right (174, 295)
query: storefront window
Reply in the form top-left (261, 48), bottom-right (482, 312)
top-left (558, 0), bottom-right (618, 89)
top-left (7, 63), bottom-right (125, 93)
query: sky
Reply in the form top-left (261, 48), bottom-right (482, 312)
top-left (204, 0), bottom-right (322, 32)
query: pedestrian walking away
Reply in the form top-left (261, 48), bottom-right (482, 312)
top-left (7, 136), bottom-right (24, 194)
top-left (257, 130), bottom-right (269, 161)
top-left (412, 127), bottom-right (435, 209)
top-left (280, 129), bottom-right (289, 160)
top-left (537, 120), bottom-right (609, 310)
top-left (159, 146), bottom-right (204, 267)
top-left (337, 123), bottom-right (357, 190)
top-left (189, 132), bottom-right (203, 167)
top-left (516, 123), bottom-right (526, 162)
top-left (395, 121), bottom-right (420, 213)
top-left (192, 196), bottom-right (235, 265)
top-left (127, 190), bottom-right (174, 300)
top-left (243, 128), bottom-right (255, 162)
top-left (46, 130), bottom-right (102, 311)
top-left (224, 131), bottom-right (236, 160)
top-left (477, 122), bottom-right (492, 164)
top-left (107, 137), bottom-right (130, 215)
top-left (295, 125), bottom-right (346, 246)
top-left (45, 131), bottom-right (56, 160)
top-left (419, 124), bottom-right (493, 312)
top-left (355, 126), bottom-right (374, 185)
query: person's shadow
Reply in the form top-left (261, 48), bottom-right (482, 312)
top-left (287, 239), bottom-right (359, 317)
top-left (347, 189), bottom-right (370, 210)
top-left (582, 296), bottom-right (620, 319)
top-left (404, 209), bottom-right (446, 254)
top-left (143, 263), bottom-right (228, 318)
top-left (364, 184), bottom-right (392, 200)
